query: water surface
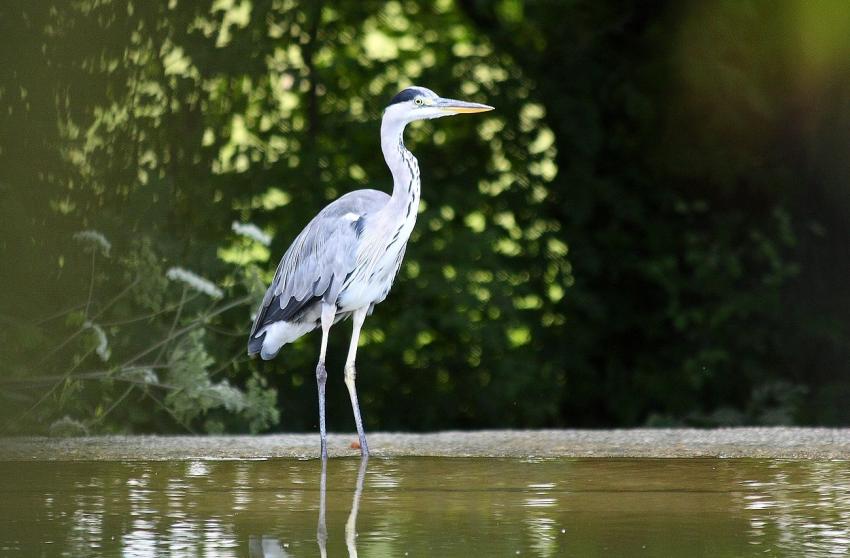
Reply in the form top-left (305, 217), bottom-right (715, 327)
top-left (1, 457), bottom-right (848, 556)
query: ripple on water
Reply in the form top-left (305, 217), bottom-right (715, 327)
top-left (0, 458), bottom-right (849, 557)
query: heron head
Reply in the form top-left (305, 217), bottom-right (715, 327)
top-left (383, 86), bottom-right (494, 125)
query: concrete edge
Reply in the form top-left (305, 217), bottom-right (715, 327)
top-left (2, 428), bottom-right (849, 461)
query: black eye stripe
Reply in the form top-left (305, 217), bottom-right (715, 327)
top-left (388, 88), bottom-right (421, 106)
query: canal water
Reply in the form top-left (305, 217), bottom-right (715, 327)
top-left (0, 457), bottom-right (848, 556)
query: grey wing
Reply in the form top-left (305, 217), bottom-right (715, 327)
top-left (249, 189), bottom-right (389, 340)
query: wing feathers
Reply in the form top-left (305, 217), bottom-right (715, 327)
top-left (248, 189), bottom-right (390, 345)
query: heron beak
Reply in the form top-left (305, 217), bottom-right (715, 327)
top-left (435, 98), bottom-right (495, 114)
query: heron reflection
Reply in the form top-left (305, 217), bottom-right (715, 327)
top-left (319, 456), bottom-right (369, 558)
top-left (344, 457), bottom-right (368, 557)
top-left (317, 457), bottom-right (327, 558)
top-left (249, 457), bottom-right (369, 557)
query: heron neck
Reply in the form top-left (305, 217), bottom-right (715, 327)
top-left (381, 119), bottom-right (421, 211)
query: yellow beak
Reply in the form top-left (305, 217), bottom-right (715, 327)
top-left (436, 98), bottom-right (495, 114)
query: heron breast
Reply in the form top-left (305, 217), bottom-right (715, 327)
top-left (337, 274), bottom-right (393, 311)
top-left (337, 238), bottom-right (407, 311)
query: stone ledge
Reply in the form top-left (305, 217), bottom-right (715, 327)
top-left (2, 428), bottom-right (849, 461)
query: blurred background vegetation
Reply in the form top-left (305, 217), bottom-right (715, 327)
top-left (1, 0), bottom-right (849, 435)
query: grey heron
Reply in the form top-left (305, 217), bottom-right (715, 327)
top-left (248, 86), bottom-right (493, 458)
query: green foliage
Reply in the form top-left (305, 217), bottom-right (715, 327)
top-left (243, 375), bottom-right (281, 434)
top-left (1, 0), bottom-right (849, 433)
top-left (165, 330), bottom-right (241, 423)
top-left (0, 225), bottom-right (280, 434)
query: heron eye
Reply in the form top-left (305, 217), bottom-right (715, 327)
top-left (414, 97), bottom-right (424, 106)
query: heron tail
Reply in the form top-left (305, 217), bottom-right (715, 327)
top-left (247, 331), bottom-right (266, 359)
top-left (250, 320), bottom-right (316, 360)
top-left (248, 330), bottom-right (283, 360)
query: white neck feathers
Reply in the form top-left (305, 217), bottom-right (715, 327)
top-left (380, 115), bottom-right (420, 207)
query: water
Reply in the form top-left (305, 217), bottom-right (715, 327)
top-left (0, 457), bottom-right (848, 557)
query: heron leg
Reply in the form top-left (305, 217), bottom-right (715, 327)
top-left (344, 306), bottom-right (370, 456)
top-left (316, 303), bottom-right (336, 460)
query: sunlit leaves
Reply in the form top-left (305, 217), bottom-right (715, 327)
top-left (212, 0), bottom-right (252, 47)
top-left (3, 0), bottom-right (577, 433)
top-left (506, 325), bottom-right (531, 347)
top-left (464, 211), bottom-right (486, 232)
top-left (363, 30), bottom-right (399, 62)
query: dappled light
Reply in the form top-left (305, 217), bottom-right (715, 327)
top-left (1, 0), bottom-right (849, 435)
